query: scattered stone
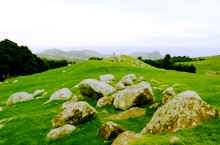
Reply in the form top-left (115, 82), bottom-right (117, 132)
top-left (150, 79), bottom-right (160, 85)
top-left (115, 82), bottom-right (126, 90)
top-left (99, 74), bottom-right (115, 84)
top-left (96, 96), bottom-right (114, 108)
top-left (137, 76), bottom-right (145, 82)
top-left (141, 91), bottom-right (216, 134)
top-left (47, 124), bottom-right (76, 140)
top-left (51, 101), bottom-right (97, 127)
top-left (62, 96), bottom-right (78, 110)
top-left (33, 89), bottom-right (45, 98)
top-left (108, 107), bottom-right (146, 120)
top-left (113, 81), bottom-right (154, 110)
top-left (119, 74), bottom-right (136, 86)
top-left (169, 136), bottom-right (183, 145)
top-left (79, 79), bottom-right (115, 99)
top-left (162, 87), bottom-right (176, 104)
top-left (153, 87), bottom-right (163, 91)
top-left (44, 88), bottom-right (72, 104)
top-left (13, 80), bottom-right (18, 83)
top-left (159, 84), bottom-right (170, 90)
top-left (6, 92), bottom-right (34, 106)
top-left (149, 102), bottom-right (161, 110)
top-left (99, 121), bottom-right (126, 140)
top-left (112, 131), bottom-right (142, 145)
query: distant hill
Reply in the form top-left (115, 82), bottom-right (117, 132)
top-left (129, 51), bottom-right (163, 60)
top-left (37, 49), bottom-right (104, 61)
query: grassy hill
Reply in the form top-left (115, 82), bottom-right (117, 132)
top-left (182, 55), bottom-right (220, 75)
top-left (0, 55), bottom-right (220, 145)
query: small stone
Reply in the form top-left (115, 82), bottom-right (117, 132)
top-left (99, 74), bottom-right (115, 84)
top-left (47, 124), bottom-right (76, 140)
top-left (96, 96), bottom-right (114, 108)
top-left (112, 131), bottom-right (142, 145)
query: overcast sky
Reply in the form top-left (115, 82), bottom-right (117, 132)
top-left (0, 0), bottom-right (220, 56)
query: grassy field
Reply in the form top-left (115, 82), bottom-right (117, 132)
top-left (0, 55), bottom-right (220, 145)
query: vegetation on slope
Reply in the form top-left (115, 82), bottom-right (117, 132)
top-left (0, 56), bottom-right (219, 145)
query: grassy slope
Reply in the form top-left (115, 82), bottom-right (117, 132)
top-left (0, 56), bottom-right (220, 145)
top-left (182, 55), bottom-right (220, 74)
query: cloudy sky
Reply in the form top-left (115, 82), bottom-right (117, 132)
top-left (0, 0), bottom-right (220, 56)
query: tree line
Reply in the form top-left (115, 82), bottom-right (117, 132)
top-left (138, 54), bottom-right (196, 73)
top-left (0, 39), bottom-right (69, 81)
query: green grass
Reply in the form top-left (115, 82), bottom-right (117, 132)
top-left (181, 55), bottom-right (220, 74)
top-left (0, 55), bottom-right (220, 145)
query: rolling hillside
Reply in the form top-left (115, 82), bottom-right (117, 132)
top-left (0, 55), bottom-right (220, 145)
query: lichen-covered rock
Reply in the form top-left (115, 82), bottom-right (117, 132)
top-left (47, 124), bottom-right (76, 140)
top-left (51, 101), bottom-right (97, 127)
top-left (149, 102), bottom-right (161, 110)
top-left (99, 74), bottom-right (115, 84)
top-left (6, 92), bottom-right (33, 106)
top-left (79, 79), bottom-right (115, 99)
top-left (141, 91), bottom-right (216, 134)
top-left (62, 96), bottom-right (78, 110)
top-left (99, 121), bottom-right (125, 140)
top-left (45, 88), bottom-right (72, 104)
top-left (96, 96), bottom-right (114, 108)
top-left (33, 89), bottom-right (45, 98)
top-left (113, 81), bottom-right (154, 110)
top-left (115, 82), bottom-right (126, 90)
top-left (108, 107), bottom-right (146, 120)
top-left (111, 131), bottom-right (142, 145)
top-left (161, 87), bottom-right (176, 104)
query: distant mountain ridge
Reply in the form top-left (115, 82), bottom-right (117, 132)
top-left (37, 49), bottom-right (163, 61)
top-left (37, 49), bottom-right (103, 61)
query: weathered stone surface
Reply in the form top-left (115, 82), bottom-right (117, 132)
top-left (99, 74), bottom-right (115, 84)
top-left (47, 124), bottom-right (76, 140)
top-left (111, 131), bottom-right (141, 145)
top-left (79, 79), bottom-right (115, 99)
top-left (45, 88), bottom-right (72, 104)
top-left (6, 92), bottom-right (33, 106)
top-left (141, 91), bottom-right (216, 134)
top-left (149, 102), bottom-right (161, 110)
top-left (62, 96), bottom-right (78, 110)
top-left (96, 96), bottom-right (114, 108)
top-left (115, 82), bottom-right (126, 90)
top-left (162, 87), bottom-right (176, 104)
top-left (113, 81), bottom-right (154, 110)
top-left (120, 74), bottom-right (136, 86)
top-left (108, 107), bottom-right (146, 120)
top-left (51, 101), bottom-right (97, 127)
top-left (99, 121), bottom-right (125, 140)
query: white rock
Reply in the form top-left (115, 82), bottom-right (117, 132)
top-left (6, 92), bottom-right (33, 106)
top-left (44, 88), bottom-right (72, 104)
top-left (99, 74), bottom-right (115, 84)
top-left (47, 124), bottom-right (76, 140)
top-left (33, 89), bottom-right (45, 98)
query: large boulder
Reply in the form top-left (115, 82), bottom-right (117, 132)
top-left (108, 107), bottom-right (146, 120)
top-left (111, 131), bottom-right (141, 145)
top-left (113, 82), bottom-right (154, 110)
top-left (45, 88), bottom-right (72, 104)
top-left (6, 92), bottom-right (33, 106)
top-left (96, 96), bottom-right (114, 108)
top-left (161, 87), bottom-right (176, 104)
top-left (51, 101), bottom-right (97, 127)
top-left (79, 79), bottom-right (115, 99)
top-left (99, 74), bottom-right (115, 84)
top-left (141, 91), bottom-right (216, 134)
top-left (47, 124), bottom-right (76, 140)
top-left (99, 121), bottom-right (125, 140)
